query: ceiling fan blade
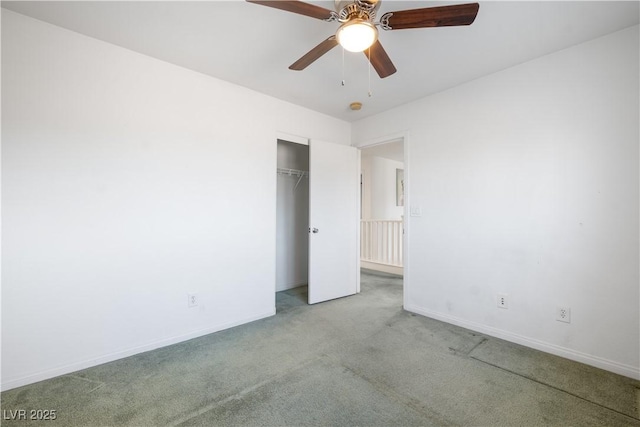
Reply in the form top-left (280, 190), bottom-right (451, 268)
top-left (246, 0), bottom-right (335, 20)
top-left (364, 40), bottom-right (397, 78)
top-left (382, 3), bottom-right (479, 30)
top-left (289, 36), bottom-right (338, 70)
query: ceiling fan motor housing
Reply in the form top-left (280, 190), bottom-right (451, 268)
top-left (335, 0), bottom-right (380, 21)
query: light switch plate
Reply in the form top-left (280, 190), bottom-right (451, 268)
top-left (410, 205), bottom-right (422, 217)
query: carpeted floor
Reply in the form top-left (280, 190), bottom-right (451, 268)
top-left (2, 270), bottom-right (639, 426)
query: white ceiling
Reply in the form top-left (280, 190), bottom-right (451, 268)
top-left (3, 1), bottom-right (638, 122)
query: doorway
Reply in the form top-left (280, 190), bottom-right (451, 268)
top-left (359, 138), bottom-right (405, 299)
top-left (276, 140), bottom-right (309, 308)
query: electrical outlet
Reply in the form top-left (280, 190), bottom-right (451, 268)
top-left (497, 293), bottom-right (508, 309)
top-left (188, 293), bottom-right (198, 308)
top-left (556, 307), bottom-right (571, 323)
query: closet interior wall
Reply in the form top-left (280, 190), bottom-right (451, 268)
top-left (276, 140), bottom-right (310, 292)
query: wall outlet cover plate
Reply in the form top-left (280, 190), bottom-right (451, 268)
top-left (556, 307), bottom-right (571, 323)
top-left (497, 293), bottom-right (508, 309)
top-left (188, 293), bottom-right (198, 308)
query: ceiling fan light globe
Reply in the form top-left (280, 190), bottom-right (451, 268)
top-left (336, 20), bottom-right (378, 52)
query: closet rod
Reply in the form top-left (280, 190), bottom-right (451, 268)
top-left (277, 167), bottom-right (308, 192)
top-left (277, 167), bottom-right (308, 177)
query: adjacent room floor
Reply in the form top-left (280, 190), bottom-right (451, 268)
top-left (2, 271), bottom-right (639, 426)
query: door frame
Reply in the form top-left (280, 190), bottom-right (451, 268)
top-left (354, 131), bottom-right (410, 309)
top-left (274, 132), bottom-right (310, 303)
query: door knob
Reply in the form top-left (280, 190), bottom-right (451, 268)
top-left (311, 228), bottom-right (319, 233)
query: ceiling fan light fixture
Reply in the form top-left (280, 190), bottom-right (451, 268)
top-left (336, 19), bottom-right (378, 52)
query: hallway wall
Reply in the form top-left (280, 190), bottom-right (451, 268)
top-left (361, 156), bottom-right (404, 221)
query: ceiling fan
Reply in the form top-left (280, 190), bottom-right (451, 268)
top-left (246, 0), bottom-right (480, 78)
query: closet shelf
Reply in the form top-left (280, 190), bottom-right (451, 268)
top-left (277, 167), bottom-right (308, 178)
top-left (277, 168), bottom-right (308, 192)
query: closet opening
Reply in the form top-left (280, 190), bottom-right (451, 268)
top-left (275, 139), bottom-right (309, 311)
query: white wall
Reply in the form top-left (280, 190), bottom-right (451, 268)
top-left (361, 156), bottom-right (372, 220)
top-left (1, 10), bottom-right (350, 390)
top-left (369, 157), bottom-right (404, 220)
top-left (353, 26), bottom-right (640, 379)
top-left (361, 155), bottom-right (404, 221)
top-left (276, 141), bottom-right (309, 291)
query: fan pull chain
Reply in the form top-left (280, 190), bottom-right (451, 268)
top-left (341, 47), bottom-right (345, 86)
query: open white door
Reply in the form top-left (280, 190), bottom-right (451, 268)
top-left (308, 140), bottom-right (360, 304)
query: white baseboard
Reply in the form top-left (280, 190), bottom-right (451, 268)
top-left (405, 304), bottom-right (640, 380)
top-left (361, 261), bottom-right (403, 277)
top-left (1, 309), bottom-right (276, 391)
top-left (276, 281), bottom-right (308, 292)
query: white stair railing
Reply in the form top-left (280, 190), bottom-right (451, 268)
top-left (361, 220), bottom-right (403, 267)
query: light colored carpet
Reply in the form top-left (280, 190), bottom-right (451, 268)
top-left (2, 271), bottom-right (639, 426)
